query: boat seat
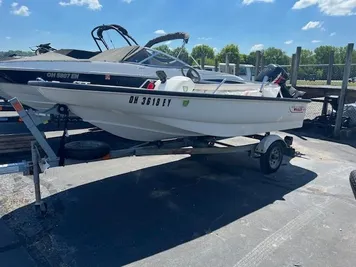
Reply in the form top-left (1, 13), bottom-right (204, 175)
top-left (154, 76), bottom-right (195, 92)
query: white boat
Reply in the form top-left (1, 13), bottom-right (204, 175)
top-left (28, 74), bottom-right (310, 142)
top-left (0, 24), bottom-right (248, 112)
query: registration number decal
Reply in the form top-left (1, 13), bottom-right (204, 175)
top-left (46, 72), bottom-right (80, 80)
top-left (128, 96), bottom-right (172, 107)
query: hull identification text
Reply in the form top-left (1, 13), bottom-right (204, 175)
top-left (129, 95), bottom-right (171, 107)
top-left (46, 72), bottom-right (80, 80)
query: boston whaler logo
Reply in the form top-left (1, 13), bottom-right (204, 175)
top-left (289, 105), bottom-right (306, 113)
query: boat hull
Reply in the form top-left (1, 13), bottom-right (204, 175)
top-left (0, 82), bottom-right (56, 111)
top-left (34, 82), bottom-right (309, 141)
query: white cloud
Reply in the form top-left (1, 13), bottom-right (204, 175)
top-left (213, 47), bottom-right (219, 53)
top-left (302, 21), bottom-right (323, 30)
top-left (154, 29), bottom-right (166, 35)
top-left (122, 0), bottom-right (133, 3)
top-left (59, 0), bottom-right (102, 10)
top-left (198, 37), bottom-right (212, 41)
top-left (292, 0), bottom-right (356, 16)
top-left (165, 41), bottom-right (172, 45)
top-left (330, 32), bottom-right (336, 36)
top-left (320, 27), bottom-right (326, 31)
top-left (0, 0), bottom-right (2, 7)
top-left (284, 40), bottom-right (294, 45)
top-left (242, 0), bottom-right (274, 5)
top-left (5, 36), bottom-right (11, 40)
top-left (311, 40), bottom-right (322, 43)
top-left (250, 44), bottom-right (264, 51)
top-left (10, 2), bottom-right (31, 16)
top-left (36, 29), bottom-right (51, 34)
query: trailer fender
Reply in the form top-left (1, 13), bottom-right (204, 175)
top-left (255, 134), bottom-right (285, 154)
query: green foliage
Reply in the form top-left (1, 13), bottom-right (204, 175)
top-left (205, 58), bottom-right (216, 66)
top-left (240, 53), bottom-right (248, 64)
top-left (0, 50), bottom-right (34, 59)
top-left (263, 47), bottom-right (290, 65)
top-left (246, 52), bottom-right (256, 65)
top-left (191, 45), bottom-right (215, 60)
top-left (216, 44), bottom-right (240, 65)
top-left (314, 45), bottom-right (335, 64)
top-left (172, 47), bottom-right (189, 64)
top-left (300, 49), bottom-right (316, 64)
top-left (152, 45), bottom-right (173, 55)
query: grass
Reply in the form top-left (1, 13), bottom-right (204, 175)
top-left (287, 80), bottom-right (356, 87)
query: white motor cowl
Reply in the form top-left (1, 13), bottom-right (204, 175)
top-left (154, 76), bottom-right (195, 92)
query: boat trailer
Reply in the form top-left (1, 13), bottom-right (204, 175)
top-left (0, 98), bottom-right (296, 216)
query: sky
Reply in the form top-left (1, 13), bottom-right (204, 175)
top-left (0, 0), bottom-right (355, 55)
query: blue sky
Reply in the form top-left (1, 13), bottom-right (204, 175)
top-left (0, 0), bottom-right (355, 55)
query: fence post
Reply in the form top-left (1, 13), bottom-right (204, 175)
top-left (290, 53), bottom-right (296, 84)
top-left (291, 46), bottom-right (301, 87)
top-left (334, 43), bottom-right (354, 138)
top-left (214, 58), bottom-right (219, 72)
top-left (225, 53), bottom-right (230, 74)
top-left (255, 51), bottom-right (261, 77)
top-left (200, 54), bottom-right (206, 70)
top-left (327, 51), bottom-right (335, 85)
top-left (260, 52), bottom-right (265, 71)
top-left (236, 55), bottom-right (240, 76)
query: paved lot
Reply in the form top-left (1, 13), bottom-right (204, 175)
top-left (0, 130), bottom-right (356, 267)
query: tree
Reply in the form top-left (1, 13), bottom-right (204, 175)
top-left (299, 49), bottom-right (316, 80)
top-left (263, 47), bottom-right (290, 65)
top-left (191, 45), bottom-right (215, 60)
top-left (216, 44), bottom-right (240, 64)
top-left (0, 50), bottom-right (34, 59)
top-left (172, 47), bottom-right (189, 64)
top-left (314, 45), bottom-right (335, 64)
top-left (300, 49), bottom-right (316, 64)
top-left (246, 52), bottom-right (256, 65)
top-left (240, 53), bottom-right (248, 64)
top-left (153, 45), bottom-right (173, 55)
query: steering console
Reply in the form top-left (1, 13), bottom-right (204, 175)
top-left (181, 67), bottom-right (201, 83)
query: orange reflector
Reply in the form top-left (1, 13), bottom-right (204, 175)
top-left (12, 101), bottom-right (24, 112)
top-left (18, 118), bottom-right (23, 122)
top-left (102, 154), bottom-right (111, 160)
top-left (0, 106), bottom-right (2, 111)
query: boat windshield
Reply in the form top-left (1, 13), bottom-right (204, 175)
top-left (124, 47), bottom-right (189, 68)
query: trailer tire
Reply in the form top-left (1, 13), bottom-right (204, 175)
top-left (260, 140), bottom-right (284, 174)
top-left (64, 140), bottom-right (110, 160)
top-left (349, 170), bottom-right (356, 199)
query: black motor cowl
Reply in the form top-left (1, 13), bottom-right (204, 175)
top-left (256, 64), bottom-right (305, 99)
top-left (255, 64), bottom-right (289, 85)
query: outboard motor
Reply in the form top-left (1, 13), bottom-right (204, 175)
top-left (256, 64), bottom-right (305, 98)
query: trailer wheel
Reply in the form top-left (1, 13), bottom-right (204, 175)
top-left (260, 141), bottom-right (284, 174)
top-left (349, 170), bottom-right (356, 199)
top-left (65, 140), bottom-right (110, 160)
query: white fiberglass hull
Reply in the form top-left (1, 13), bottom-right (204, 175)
top-left (34, 82), bottom-right (309, 141)
top-left (0, 83), bottom-right (56, 111)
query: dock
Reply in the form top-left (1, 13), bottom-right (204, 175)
top-left (296, 84), bottom-right (356, 102)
